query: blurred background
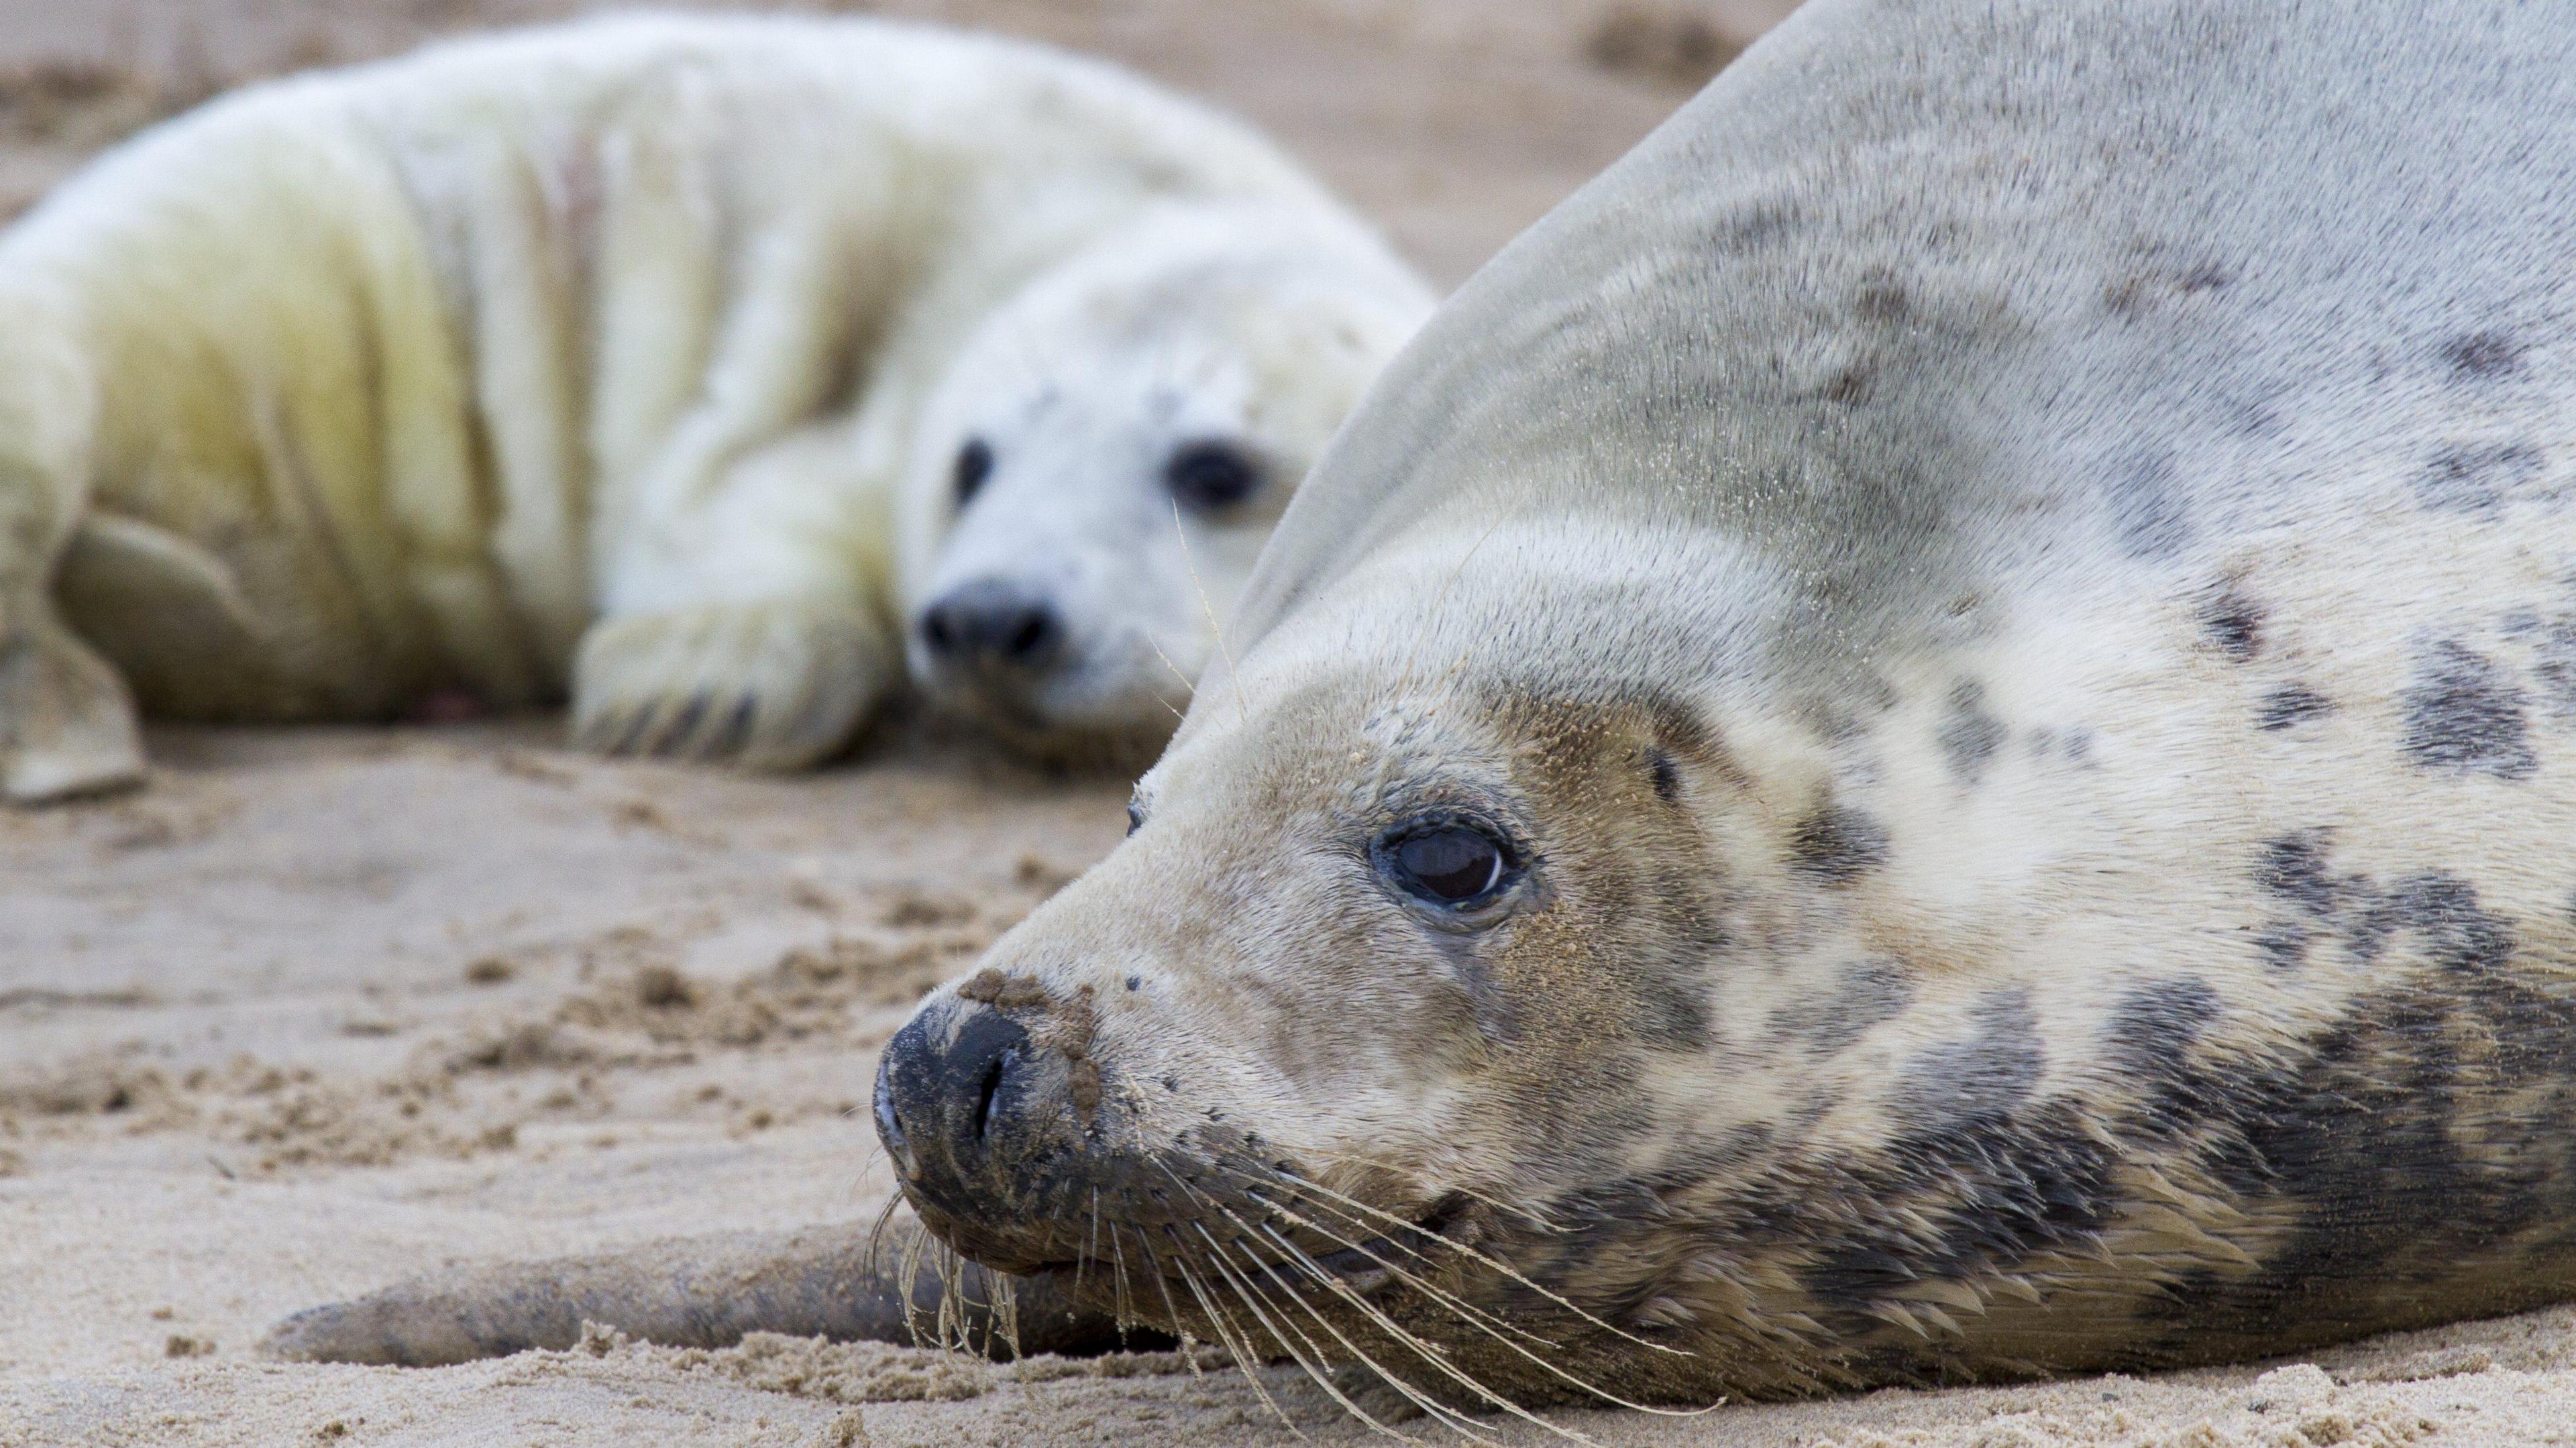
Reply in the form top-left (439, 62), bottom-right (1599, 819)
top-left (0, 0), bottom-right (1801, 288)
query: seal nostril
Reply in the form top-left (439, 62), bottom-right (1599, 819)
top-left (975, 1046), bottom-right (1016, 1141)
top-left (1005, 610), bottom-right (1052, 660)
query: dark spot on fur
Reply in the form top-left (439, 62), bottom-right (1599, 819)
top-left (2102, 260), bottom-right (2232, 319)
top-left (2063, 727), bottom-right (2096, 764)
top-left (2105, 978), bottom-right (2220, 1074)
top-left (2534, 617), bottom-right (2576, 721)
top-left (2108, 450), bottom-right (2190, 559)
top-left (1769, 958), bottom-right (1913, 1054)
top-left (2257, 684), bottom-right (2334, 731)
top-left (1854, 276), bottom-right (1911, 323)
top-left (2351, 873), bottom-right (2516, 975)
top-left (2252, 832), bottom-right (2341, 970)
top-left (1818, 364), bottom-right (1872, 405)
top-left (2419, 443), bottom-right (2543, 513)
top-left (1900, 989), bottom-right (2043, 1130)
top-left (2254, 924), bottom-right (2310, 971)
top-left (2253, 833), bottom-right (2514, 980)
top-left (1788, 804), bottom-right (1890, 886)
top-left (1937, 681), bottom-right (2006, 785)
top-left (1647, 747), bottom-right (1681, 803)
top-left (2257, 831), bottom-right (2337, 914)
top-left (1709, 202), bottom-right (1794, 255)
top-left (2199, 589), bottom-right (2265, 662)
top-left (2443, 330), bottom-right (2526, 380)
top-left (2401, 640), bottom-right (2536, 779)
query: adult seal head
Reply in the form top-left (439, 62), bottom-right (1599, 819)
top-left (873, 0), bottom-right (2576, 1413)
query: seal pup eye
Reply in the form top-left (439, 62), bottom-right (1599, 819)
top-left (1163, 441), bottom-right (1261, 513)
top-left (1125, 801), bottom-right (1144, 836)
top-left (953, 438), bottom-right (995, 507)
top-left (1377, 822), bottom-right (1515, 909)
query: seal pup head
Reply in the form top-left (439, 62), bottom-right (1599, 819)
top-left (894, 203), bottom-right (1431, 767)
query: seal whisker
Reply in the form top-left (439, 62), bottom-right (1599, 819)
top-left (1191, 1221), bottom-right (1440, 1445)
top-left (1170, 498), bottom-right (1247, 724)
top-left (894, 1213), bottom-right (932, 1347)
top-left (1130, 1226), bottom-right (1198, 1366)
top-left (992, 1268), bottom-right (1022, 1359)
top-left (1236, 1188), bottom-right (1571, 1353)
top-left (1074, 1186), bottom-right (1102, 1305)
top-left (1166, 1162), bottom-right (1542, 1442)
top-left (1293, 1150), bottom-right (1571, 1235)
top-left (1250, 1209), bottom-right (1709, 1421)
top-left (862, 1191), bottom-right (904, 1280)
top-left (1388, 512), bottom-right (1508, 705)
top-left (1257, 1171), bottom-right (1695, 1357)
top-left (1165, 1233), bottom-right (1303, 1435)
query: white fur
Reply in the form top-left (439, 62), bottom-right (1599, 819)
top-left (0, 14), bottom-right (1432, 797)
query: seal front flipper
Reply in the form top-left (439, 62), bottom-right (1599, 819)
top-left (570, 599), bottom-right (895, 771)
top-left (262, 1220), bottom-right (1137, 1367)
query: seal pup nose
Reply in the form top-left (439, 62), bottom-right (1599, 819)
top-left (918, 579), bottom-right (1064, 674)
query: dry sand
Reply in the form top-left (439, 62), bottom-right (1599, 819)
top-left (9, 2), bottom-right (2576, 1444)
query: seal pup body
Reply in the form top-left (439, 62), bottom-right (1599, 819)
top-left (855, 0), bottom-right (2576, 1410)
top-left (0, 15), bottom-right (1430, 799)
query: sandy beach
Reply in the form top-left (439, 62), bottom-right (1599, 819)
top-left (10, 3), bottom-right (2576, 1444)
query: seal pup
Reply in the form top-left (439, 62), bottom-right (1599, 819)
top-left (0, 15), bottom-right (1431, 801)
top-left (280, 0), bottom-right (2576, 1421)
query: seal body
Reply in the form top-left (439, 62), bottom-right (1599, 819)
top-left (0, 15), bottom-right (1431, 799)
top-left (863, 0), bottom-right (2576, 1411)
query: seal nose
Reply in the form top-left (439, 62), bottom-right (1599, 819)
top-left (918, 579), bottom-right (1064, 674)
top-left (874, 1003), bottom-right (1038, 1208)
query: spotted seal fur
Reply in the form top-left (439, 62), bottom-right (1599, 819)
top-left (278, 0), bottom-right (2576, 1421)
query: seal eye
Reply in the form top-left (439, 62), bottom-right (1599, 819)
top-left (1163, 441), bottom-right (1260, 513)
top-left (953, 438), bottom-right (994, 507)
top-left (1125, 802), bottom-right (1144, 836)
top-left (1381, 824), bottom-right (1511, 908)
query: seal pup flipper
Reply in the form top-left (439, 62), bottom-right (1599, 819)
top-left (262, 1221), bottom-right (1134, 1367)
top-left (572, 598), bottom-right (895, 771)
top-left (0, 608), bottom-right (144, 803)
top-left (0, 286), bottom-right (136, 803)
